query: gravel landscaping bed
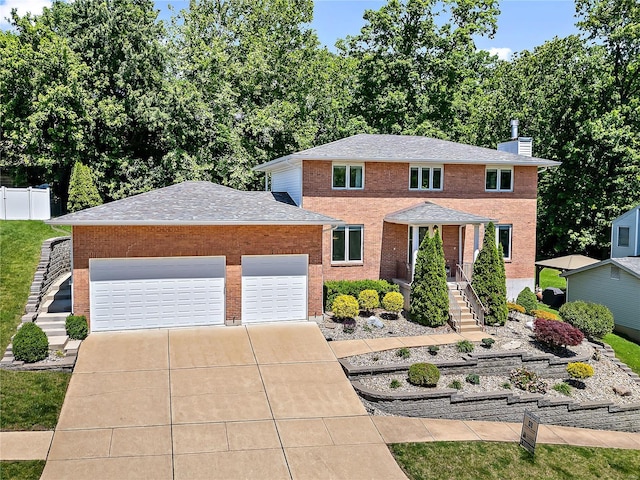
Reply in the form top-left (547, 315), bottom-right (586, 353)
top-left (348, 318), bottom-right (640, 405)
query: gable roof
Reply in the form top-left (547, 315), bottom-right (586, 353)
top-left (47, 181), bottom-right (343, 226)
top-left (561, 257), bottom-right (640, 279)
top-left (254, 133), bottom-right (561, 171)
top-left (384, 202), bottom-right (493, 225)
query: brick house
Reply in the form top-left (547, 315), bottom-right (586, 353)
top-left (255, 133), bottom-right (560, 301)
top-left (48, 182), bottom-right (341, 331)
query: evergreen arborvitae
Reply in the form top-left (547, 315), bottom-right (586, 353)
top-left (472, 222), bottom-right (508, 326)
top-left (67, 162), bottom-right (102, 212)
top-left (410, 231), bottom-right (450, 327)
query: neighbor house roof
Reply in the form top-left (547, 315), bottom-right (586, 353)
top-left (535, 255), bottom-right (600, 271)
top-left (254, 134), bottom-right (561, 171)
top-left (47, 181), bottom-right (343, 226)
top-left (561, 257), bottom-right (640, 279)
top-left (384, 202), bottom-right (493, 225)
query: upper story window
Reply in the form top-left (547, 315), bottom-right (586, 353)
top-left (332, 164), bottom-right (364, 189)
top-left (496, 224), bottom-right (512, 260)
top-left (486, 166), bottom-right (513, 192)
top-left (409, 166), bottom-right (443, 191)
top-left (617, 226), bottom-right (630, 247)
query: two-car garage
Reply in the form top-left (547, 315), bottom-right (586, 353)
top-left (89, 254), bottom-right (309, 332)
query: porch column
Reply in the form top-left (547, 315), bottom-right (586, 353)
top-left (473, 224), bottom-right (480, 261)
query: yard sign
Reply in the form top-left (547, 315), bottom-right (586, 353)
top-left (520, 410), bottom-right (540, 455)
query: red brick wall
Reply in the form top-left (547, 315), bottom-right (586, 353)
top-left (302, 160), bottom-right (538, 282)
top-left (72, 225), bottom-right (324, 327)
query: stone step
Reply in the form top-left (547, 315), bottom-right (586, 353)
top-left (64, 339), bottom-right (82, 355)
top-left (459, 326), bottom-right (483, 333)
top-left (44, 289), bottom-right (71, 302)
top-left (41, 297), bottom-right (72, 313)
top-left (37, 312), bottom-right (70, 322)
top-left (47, 335), bottom-right (69, 350)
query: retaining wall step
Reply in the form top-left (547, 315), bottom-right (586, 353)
top-left (37, 312), bottom-right (70, 322)
top-left (47, 336), bottom-right (69, 350)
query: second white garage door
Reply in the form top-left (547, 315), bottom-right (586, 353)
top-left (241, 255), bottom-right (308, 323)
top-left (90, 257), bottom-right (226, 332)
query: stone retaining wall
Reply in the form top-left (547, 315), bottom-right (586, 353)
top-left (22, 236), bottom-right (70, 322)
top-left (354, 382), bottom-right (640, 433)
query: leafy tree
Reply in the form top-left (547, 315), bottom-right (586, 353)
top-left (67, 162), bottom-right (102, 212)
top-left (472, 222), bottom-right (508, 326)
top-left (410, 232), bottom-right (449, 327)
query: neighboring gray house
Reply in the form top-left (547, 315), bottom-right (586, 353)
top-left (611, 204), bottom-right (640, 258)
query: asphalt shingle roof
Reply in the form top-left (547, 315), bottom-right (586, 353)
top-left (255, 134), bottom-right (560, 171)
top-left (384, 202), bottom-right (493, 225)
top-left (47, 181), bottom-right (342, 226)
top-left (562, 257), bottom-right (640, 279)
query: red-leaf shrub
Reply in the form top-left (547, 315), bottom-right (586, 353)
top-left (534, 318), bottom-right (584, 350)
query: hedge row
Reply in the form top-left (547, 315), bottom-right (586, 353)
top-left (324, 279), bottom-right (399, 310)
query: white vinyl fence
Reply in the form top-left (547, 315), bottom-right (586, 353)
top-left (0, 187), bottom-right (51, 220)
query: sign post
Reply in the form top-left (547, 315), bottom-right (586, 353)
top-left (520, 410), bottom-right (540, 455)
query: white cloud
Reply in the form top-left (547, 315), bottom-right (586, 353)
top-left (486, 47), bottom-right (513, 61)
top-left (0, 0), bottom-right (52, 26)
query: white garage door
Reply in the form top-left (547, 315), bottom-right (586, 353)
top-left (242, 255), bottom-right (308, 323)
top-left (90, 257), bottom-right (226, 332)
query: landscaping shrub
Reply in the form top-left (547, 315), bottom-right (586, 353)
top-left (553, 382), bottom-right (572, 396)
top-left (507, 302), bottom-right (525, 314)
top-left (410, 233), bottom-right (449, 327)
top-left (382, 291), bottom-right (404, 314)
top-left (65, 315), bottom-right (88, 340)
top-left (358, 289), bottom-right (380, 313)
top-left (534, 318), bottom-right (584, 351)
top-left (472, 222), bottom-right (508, 326)
top-left (12, 323), bottom-right (49, 363)
top-left (408, 363), bottom-right (440, 387)
top-left (559, 301), bottom-right (614, 339)
top-left (324, 280), bottom-right (399, 310)
top-left (396, 347), bottom-right (411, 359)
top-left (510, 367), bottom-right (547, 394)
top-left (456, 340), bottom-right (474, 353)
top-left (332, 295), bottom-right (359, 319)
top-left (531, 309), bottom-right (559, 321)
top-left (501, 382), bottom-right (512, 389)
top-left (390, 379), bottom-right (402, 389)
top-left (428, 345), bottom-right (439, 355)
top-left (342, 318), bottom-right (357, 334)
top-left (465, 374), bottom-right (480, 385)
top-left (566, 362), bottom-right (594, 380)
top-left (448, 379), bottom-right (463, 390)
top-left (481, 338), bottom-right (495, 349)
top-left (516, 287), bottom-right (538, 314)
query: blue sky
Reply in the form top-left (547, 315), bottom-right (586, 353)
top-left (1, 0), bottom-right (580, 59)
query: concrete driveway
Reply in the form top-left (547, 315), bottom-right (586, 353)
top-left (42, 323), bottom-right (407, 479)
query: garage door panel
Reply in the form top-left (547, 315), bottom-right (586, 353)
top-left (90, 257), bottom-right (225, 332)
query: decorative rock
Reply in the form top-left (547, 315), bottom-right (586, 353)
top-left (324, 322), bottom-right (338, 329)
top-left (525, 321), bottom-right (534, 331)
top-left (613, 385), bottom-right (632, 397)
top-left (367, 316), bottom-right (384, 329)
top-left (502, 340), bottom-right (522, 350)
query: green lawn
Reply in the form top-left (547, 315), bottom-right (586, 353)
top-left (0, 461), bottom-right (46, 480)
top-left (391, 442), bottom-right (640, 480)
top-left (539, 268), bottom-right (566, 290)
top-left (0, 220), bottom-right (71, 351)
top-left (603, 333), bottom-right (640, 376)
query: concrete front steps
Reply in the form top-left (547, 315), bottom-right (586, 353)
top-left (449, 285), bottom-right (483, 334)
top-left (35, 274), bottom-right (79, 355)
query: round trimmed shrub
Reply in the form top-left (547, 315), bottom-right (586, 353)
top-left (12, 322), bottom-right (49, 363)
top-left (66, 315), bottom-right (88, 340)
top-left (358, 289), bottom-right (380, 313)
top-left (559, 301), bottom-right (614, 339)
top-left (382, 292), bottom-right (404, 314)
top-left (567, 362), bottom-right (594, 380)
top-left (516, 287), bottom-right (537, 314)
top-left (332, 295), bottom-right (359, 320)
top-left (408, 362), bottom-right (440, 387)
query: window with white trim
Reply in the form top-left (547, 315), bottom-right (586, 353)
top-left (486, 167), bottom-right (513, 191)
top-left (332, 225), bottom-right (363, 263)
top-left (332, 164), bottom-right (364, 189)
top-left (618, 226), bottom-right (630, 247)
top-left (496, 224), bottom-right (512, 260)
top-left (409, 165), bottom-right (443, 190)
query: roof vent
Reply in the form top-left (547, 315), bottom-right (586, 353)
top-left (510, 119), bottom-right (519, 140)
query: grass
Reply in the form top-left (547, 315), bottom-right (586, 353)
top-left (0, 461), bottom-right (46, 479)
top-left (539, 268), bottom-right (566, 290)
top-left (0, 370), bottom-right (71, 430)
top-left (603, 333), bottom-right (640, 376)
top-left (391, 442), bottom-right (640, 480)
top-left (0, 220), bottom-right (70, 351)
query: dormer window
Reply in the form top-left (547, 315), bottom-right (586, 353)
top-left (486, 166), bottom-right (513, 192)
top-left (409, 166), bottom-right (443, 191)
top-left (333, 164), bottom-right (364, 189)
